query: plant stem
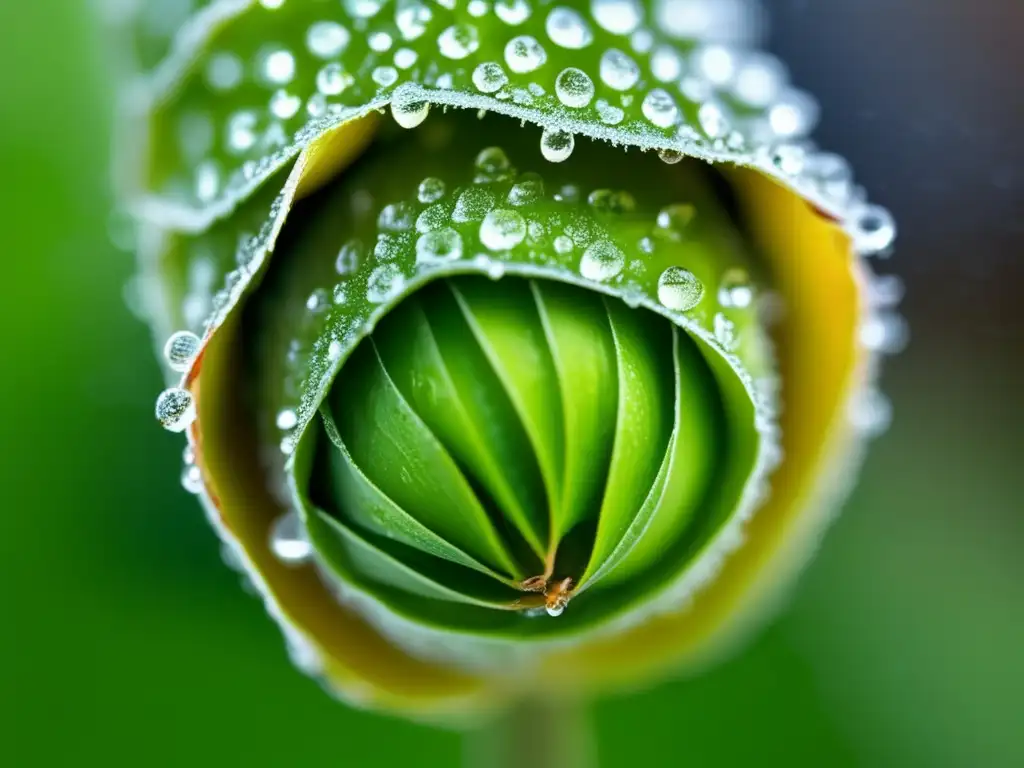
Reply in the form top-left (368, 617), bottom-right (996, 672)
top-left (463, 695), bottom-right (596, 768)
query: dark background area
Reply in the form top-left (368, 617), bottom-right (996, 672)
top-left (3, 1), bottom-right (1021, 765)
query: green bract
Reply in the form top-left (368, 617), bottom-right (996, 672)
top-left (113, 0), bottom-right (899, 715)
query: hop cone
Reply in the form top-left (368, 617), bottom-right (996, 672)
top-left (113, 0), bottom-right (900, 717)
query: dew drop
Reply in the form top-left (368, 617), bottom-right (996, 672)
top-left (849, 389), bottom-right (893, 437)
top-left (495, 0), bottom-right (531, 25)
top-left (546, 604), bottom-right (565, 617)
top-left (474, 146), bottom-right (513, 180)
top-left (391, 99), bottom-right (430, 128)
top-left (852, 205), bottom-right (896, 255)
top-left (452, 187), bottom-right (496, 223)
top-left (769, 89), bottom-right (819, 139)
top-left (580, 240), bottom-right (625, 281)
top-left (869, 274), bottom-right (905, 309)
top-left (418, 177), bottom-right (446, 203)
top-left (336, 239), bottom-right (363, 274)
top-left (599, 49), bottom-right (640, 91)
top-left (438, 23), bottom-right (480, 59)
top-left (164, 331), bottom-right (200, 372)
top-left (555, 68), bottom-right (595, 108)
top-left (540, 128), bottom-right (574, 162)
top-left (205, 52), bottom-right (243, 91)
top-left (259, 48), bottom-right (295, 86)
top-left (269, 89), bottom-right (301, 120)
top-left (181, 464), bottom-right (204, 494)
top-left (859, 312), bottom-right (909, 354)
top-left (316, 62), bottom-right (351, 95)
top-left (394, 47), bottom-right (418, 69)
top-left (396, 0), bottom-right (432, 40)
top-left (717, 268), bottom-right (753, 308)
top-left (698, 100), bottom-right (731, 139)
top-left (372, 65), bottom-right (399, 87)
top-left (592, 0), bottom-right (642, 35)
top-left (809, 152), bottom-right (853, 204)
top-left (771, 143), bottom-right (806, 176)
top-left (270, 511), bottom-right (313, 564)
top-left (641, 88), bottom-right (679, 128)
top-left (307, 21), bottom-right (350, 59)
top-left (366, 263), bottom-right (406, 303)
top-left (276, 408), bottom-right (298, 430)
top-left (657, 266), bottom-right (704, 311)
top-left (416, 227), bottom-right (463, 263)
top-left (306, 288), bottom-right (329, 312)
top-left (473, 62), bottom-right (509, 93)
top-left (631, 28), bottom-right (654, 53)
top-left (480, 209), bottom-right (527, 251)
top-left (194, 161), bottom-right (220, 203)
top-left (650, 45), bottom-right (683, 82)
top-left (378, 201), bottom-right (416, 231)
top-left (658, 148), bottom-right (684, 164)
top-left (368, 31), bottom-right (393, 52)
top-left (554, 235), bottom-right (574, 254)
top-left (333, 284), bottom-right (348, 304)
top-left (693, 44), bottom-right (737, 86)
top-left (343, 0), bottom-right (384, 17)
top-left (732, 53), bottom-right (785, 108)
top-left (546, 7), bottom-right (593, 49)
top-left (417, 203), bottom-right (450, 232)
top-left (504, 35), bottom-right (547, 73)
top-left (508, 172), bottom-right (545, 206)
top-left (527, 219), bottom-right (547, 244)
top-left (156, 388), bottom-right (196, 433)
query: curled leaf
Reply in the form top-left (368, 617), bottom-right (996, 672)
top-left (114, 0), bottom-right (900, 717)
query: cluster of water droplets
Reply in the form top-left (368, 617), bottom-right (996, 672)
top-left (258, 140), bottom-right (772, 450)
top-left (138, 0), bottom-right (894, 264)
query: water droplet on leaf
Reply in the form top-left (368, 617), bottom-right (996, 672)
top-left (156, 388), bottom-right (196, 433)
top-left (163, 331), bottom-right (200, 372)
top-left (657, 266), bottom-right (704, 311)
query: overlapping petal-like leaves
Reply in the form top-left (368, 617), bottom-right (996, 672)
top-left (113, 0), bottom-right (900, 717)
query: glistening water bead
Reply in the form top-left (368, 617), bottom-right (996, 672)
top-left (540, 128), bottom-right (575, 162)
top-left (417, 177), bottom-right (446, 203)
top-left (718, 268), bottom-right (754, 309)
top-left (163, 330), bottom-right (200, 372)
top-left (657, 266), bottom-right (704, 311)
top-left (270, 511), bottom-right (313, 564)
top-left (599, 48), bottom-right (640, 91)
top-left (546, 7), bottom-right (593, 49)
top-left (592, 0), bottom-right (643, 35)
top-left (391, 100), bottom-right (429, 129)
top-left (495, 0), bottom-right (531, 26)
top-left (155, 388), bottom-right (196, 433)
top-left (579, 240), bottom-right (626, 281)
top-left (438, 23), bottom-right (480, 60)
top-left (480, 209), bottom-right (527, 250)
top-left (504, 35), bottom-right (547, 73)
top-left (416, 228), bottom-right (463, 263)
top-left (555, 68), bottom-right (596, 108)
top-left (473, 62), bottom-right (508, 93)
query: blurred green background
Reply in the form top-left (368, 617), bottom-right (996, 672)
top-left (4, 1), bottom-right (1021, 766)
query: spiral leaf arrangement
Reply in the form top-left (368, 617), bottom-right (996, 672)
top-left (113, 0), bottom-right (901, 716)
